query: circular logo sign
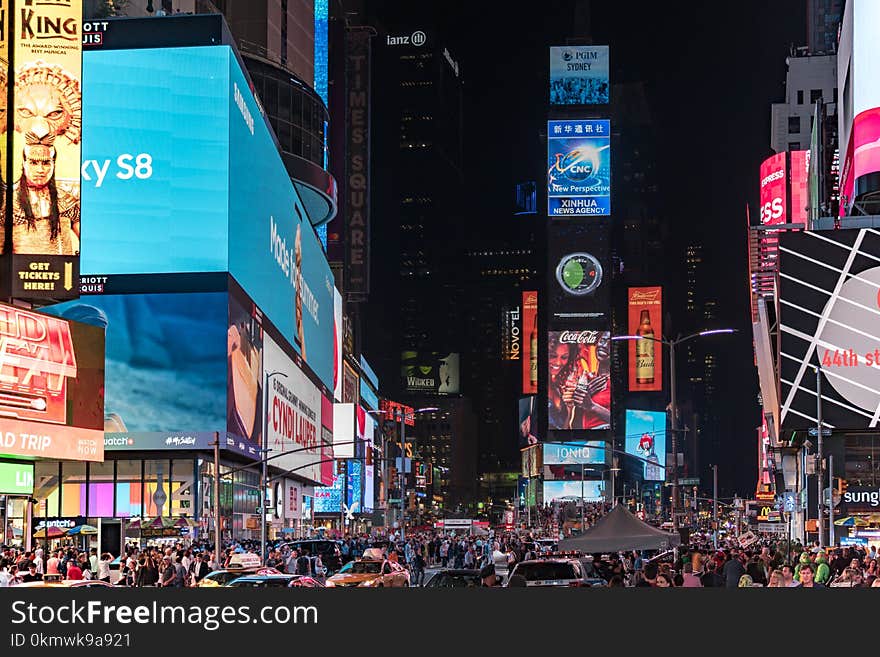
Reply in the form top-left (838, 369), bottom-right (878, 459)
top-left (560, 146), bottom-right (601, 183)
top-left (411, 30), bottom-right (427, 46)
top-left (555, 252), bottom-right (602, 296)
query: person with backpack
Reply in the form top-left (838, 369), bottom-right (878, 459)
top-left (296, 550), bottom-right (312, 576)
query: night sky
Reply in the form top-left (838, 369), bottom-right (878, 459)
top-left (371, 1), bottom-right (808, 495)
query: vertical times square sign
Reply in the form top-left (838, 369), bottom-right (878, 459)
top-left (0, 0), bottom-right (83, 301)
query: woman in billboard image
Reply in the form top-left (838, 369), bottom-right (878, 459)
top-left (547, 332), bottom-right (610, 430)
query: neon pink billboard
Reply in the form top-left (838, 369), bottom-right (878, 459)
top-left (759, 152), bottom-right (787, 225)
top-left (790, 150), bottom-right (810, 223)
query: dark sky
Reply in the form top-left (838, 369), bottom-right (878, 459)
top-left (369, 1), bottom-right (808, 495)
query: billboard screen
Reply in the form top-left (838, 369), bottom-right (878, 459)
top-left (0, 462), bottom-right (34, 496)
top-left (790, 150), bottom-right (810, 223)
top-left (1, 0), bottom-right (83, 300)
top-left (521, 444), bottom-right (541, 478)
top-left (627, 287), bottom-right (663, 392)
top-left (346, 459), bottom-right (362, 514)
top-left (78, 46), bottom-right (335, 391)
top-left (501, 303), bottom-right (521, 361)
top-left (759, 152), bottom-right (787, 225)
top-left (779, 229), bottom-right (880, 429)
top-left (313, 470), bottom-right (343, 514)
top-left (401, 351), bottom-right (459, 395)
top-left (542, 440), bottom-right (606, 465)
top-left (0, 303), bottom-right (103, 461)
top-left (547, 119), bottom-right (611, 217)
top-left (624, 409), bottom-right (667, 481)
top-left (227, 291), bottom-right (263, 446)
top-left (518, 396), bottom-right (539, 448)
top-left (549, 221), bottom-right (609, 320)
top-left (333, 403), bottom-right (355, 458)
top-left (264, 334), bottom-right (324, 485)
top-left (334, 288), bottom-right (343, 401)
top-left (364, 463), bottom-right (375, 513)
top-left (549, 46), bottom-right (609, 105)
top-left (44, 293), bottom-right (225, 452)
top-left (547, 330), bottom-right (611, 430)
top-left (79, 46), bottom-right (230, 276)
top-left (543, 480), bottom-right (605, 503)
top-left (522, 291), bottom-right (538, 394)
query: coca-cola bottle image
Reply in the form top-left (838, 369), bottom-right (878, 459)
top-left (566, 358), bottom-right (591, 429)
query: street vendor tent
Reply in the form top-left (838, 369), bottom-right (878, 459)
top-left (557, 504), bottom-right (681, 553)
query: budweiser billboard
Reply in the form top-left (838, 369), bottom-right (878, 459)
top-left (547, 330), bottom-right (611, 430)
top-left (759, 152), bottom-right (787, 225)
top-left (627, 287), bottom-right (663, 392)
top-left (0, 301), bottom-right (104, 461)
top-left (522, 290), bottom-right (538, 394)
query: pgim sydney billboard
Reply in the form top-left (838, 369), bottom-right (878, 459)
top-left (549, 46), bottom-right (610, 105)
top-left (547, 119), bottom-right (611, 217)
top-left (779, 228), bottom-right (880, 429)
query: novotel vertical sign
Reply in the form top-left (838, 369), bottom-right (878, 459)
top-left (345, 28), bottom-right (371, 298)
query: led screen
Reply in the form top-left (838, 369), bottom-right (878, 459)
top-left (547, 119), bottom-right (611, 216)
top-left (548, 221), bottom-right (609, 320)
top-left (543, 480), bottom-right (605, 503)
top-left (624, 409), bottom-right (667, 481)
top-left (759, 152), bottom-right (787, 225)
top-left (547, 330), bottom-right (611, 430)
top-left (627, 287), bottom-right (663, 392)
top-left (549, 46), bottom-right (609, 105)
top-left (542, 440), bottom-right (606, 465)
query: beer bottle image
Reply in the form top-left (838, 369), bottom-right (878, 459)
top-left (529, 314), bottom-right (538, 391)
top-left (636, 309), bottom-right (655, 384)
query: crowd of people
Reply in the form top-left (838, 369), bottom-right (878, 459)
top-left (3, 523), bottom-right (880, 588)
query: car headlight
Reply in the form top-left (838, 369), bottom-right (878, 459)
top-left (358, 579), bottom-right (376, 587)
top-left (325, 580), bottom-right (336, 587)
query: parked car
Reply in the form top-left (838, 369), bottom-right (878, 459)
top-left (422, 569), bottom-right (483, 588)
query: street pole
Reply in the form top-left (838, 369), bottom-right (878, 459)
top-left (399, 410), bottom-right (406, 543)
top-left (580, 463), bottom-right (585, 532)
top-left (712, 464), bottom-right (718, 551)
top-left (611, 458), bottom-right (617, 507)
top-left (669, 339), bottom-right (679, 534)
top-left (816, 366), bottom-right (825, 549)
top-left (213, 431), bottom-right (221, 567)
top-left (828, 453), bottom-right (835, 547)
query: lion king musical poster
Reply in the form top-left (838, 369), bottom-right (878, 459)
top-left (1, 0), bottom-right (82, 300)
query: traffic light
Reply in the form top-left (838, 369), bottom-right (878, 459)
top-left (336, 460), bottom-right (345, 475)
top-left (838, 477), bottom-right (848, 497)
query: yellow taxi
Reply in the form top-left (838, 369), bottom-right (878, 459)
top-left (198, 553), bottom-right (281, 588)
top-left (325, 551), bottom-right (410, 588)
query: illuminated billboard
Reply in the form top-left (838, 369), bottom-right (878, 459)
top-left (0, 302), bottom-right (104, 461)
top-left (627, 287), bottom-right (663, 392)
top-left (501, 303), bottom-right (521, 361)
top-left (346, 459), bottom-right (362, 514)
top-left (624, 410), bottom-right (667, 481)
top-left (542, 440), bottom-right (606, 465)
top-left (780, 229), bottom-right (880, 429)
top-left (313, 470), bottom-right (343, 514)
top-left (547, 119), bottom-right (611, 217)
top-left (548, 221), bottom-right (609, 320)
top-left (549, 46), bottom-right (609, 105)
top-left (790, 150), bottom-right (810, 223)
top-left (521, 444), bottom-right (541, 478)
top-left (518, 396), bottom-right (539, 448)
top-left (759, 152), bottom-right (787, 225)
top-left (333, 403), bottom-right (355, 459)
top-left (401, 351), bottom-right (459, 395)
top-left (0, 0), bottom-right (83, 300)
top-left (45, 292), bottom-right (226, 452)
top-left (543, 480), bottom-right (605, 503)
top-left (522, 291), bottom-right (538, 394)
top-left (334, 288), bottom-right (343, 401)
top-left (547, 330), bottom-right (611, 430)
top-left (78, 46), bottom-right (336, 391)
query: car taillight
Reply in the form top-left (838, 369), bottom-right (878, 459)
top-left (568, 581), bottom-right (582, 587)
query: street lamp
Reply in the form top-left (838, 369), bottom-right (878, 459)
top-left (611, 328), bottom-right (736, 535)
top-left (261, 370), bottom-right (288, 563)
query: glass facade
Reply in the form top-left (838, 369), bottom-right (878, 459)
top-left (244, 55), bottom-right (328, 169)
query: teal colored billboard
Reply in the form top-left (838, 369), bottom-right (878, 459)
top-left (624, 410), bottom-right (667, 481)
top-left (79, 46), bottom-right (335, 391)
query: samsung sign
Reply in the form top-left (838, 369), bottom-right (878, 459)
top-left (843, 486), bottom-right (880, 510)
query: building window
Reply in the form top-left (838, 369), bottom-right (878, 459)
top-left (788, 141), bottom-right (801, 151)
top-left (796, 90), bottom-right (803, 104)
top-left (788, 116), bottom-right (800, 134)
top-left (810, 89), bottom-right (823, 104)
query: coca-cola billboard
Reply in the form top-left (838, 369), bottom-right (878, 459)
top-left (547, 330), bottom-right (611, 431)
top-left (627, 286), bottom-right (663, 392)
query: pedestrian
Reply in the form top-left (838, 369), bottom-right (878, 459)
top-left (723, 550), bottom-right (746, 588)
top-left (413, 548), bottom-right (425, 587)
top-left (792, 562), bottom-right (824, 588)
top-left (97, 553), bottom-right (112, 583)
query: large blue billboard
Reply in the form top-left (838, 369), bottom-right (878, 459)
top-left (346, 459), bottom-right (363, 514)
top-left (79, 46), bottom-right (335, 392)
top-left (313, 471), bottom-right (343, 514)
top-left (81, 47), bottom-right (230, 275)
top-left (624, 410), bottom-right (667, 481)
top-left (547, 119), bottom-right (611, 217)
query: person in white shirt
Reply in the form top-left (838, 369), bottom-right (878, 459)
top-left (97, 553), bottom-right (113, 582)
top-left (0, 561), bottom-right (13, 587)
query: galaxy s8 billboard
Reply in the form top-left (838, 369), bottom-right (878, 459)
top-left (548, 221), bottom-right (610, 320)
top-left (547, 119), bottom-right (611, 217)
top-left (79, 46), bottom-right (335, 391)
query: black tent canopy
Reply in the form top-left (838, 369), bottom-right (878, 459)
top-left (557, 504), bottom-right (681, 553)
